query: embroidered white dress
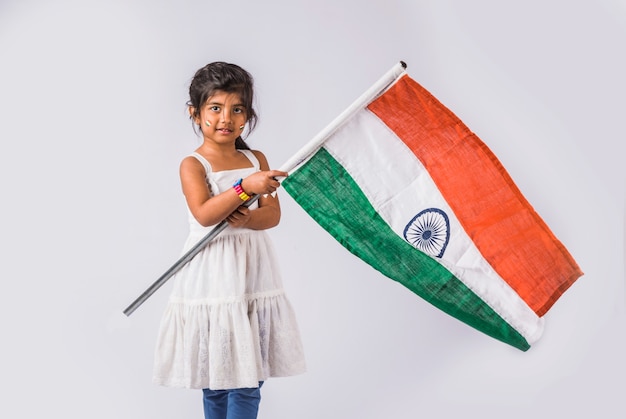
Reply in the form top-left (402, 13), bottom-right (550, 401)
top-left (153, 150), bottom-right (306, 390)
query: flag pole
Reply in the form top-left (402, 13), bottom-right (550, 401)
top-left (123, 60), bottom-right (407, 317)
top-left (122, 195), bottom-right (260, 316)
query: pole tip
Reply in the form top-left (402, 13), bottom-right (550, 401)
top-left (400, 60), bottom-right (407, 69)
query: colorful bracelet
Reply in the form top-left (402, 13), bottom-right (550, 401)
top-left (233, 178), bottom-right (251, 202)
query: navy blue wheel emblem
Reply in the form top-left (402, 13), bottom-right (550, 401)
top-left (403, 208), bottom-right (450, 258)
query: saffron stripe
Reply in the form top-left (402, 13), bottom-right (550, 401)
top-left (368, 75), bottom-right (583, 316)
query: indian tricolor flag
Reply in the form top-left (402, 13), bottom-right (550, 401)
top-left (280, 62), bottom-right (583, 351)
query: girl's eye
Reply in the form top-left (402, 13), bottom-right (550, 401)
top-left (210, 106), bottom-right (220, 112)
top-left (234, 108), bottom-right (243, 114)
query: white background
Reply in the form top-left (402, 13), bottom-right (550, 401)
top-left (1, 1), bottom-right (624, 418)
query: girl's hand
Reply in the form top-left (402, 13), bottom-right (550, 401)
top-left (226, 205), bottom-right (252, 228)
top-left (241, 170), bottom-right (288, 196)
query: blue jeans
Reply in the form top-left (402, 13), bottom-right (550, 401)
top-left (202, 382), bottom-right (263, 419)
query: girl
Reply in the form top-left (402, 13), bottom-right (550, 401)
top-left (153, 62), bottom-right (306, 419)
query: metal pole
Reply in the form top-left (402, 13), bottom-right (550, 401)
top-left (122, 194), bottom-right (260, 316)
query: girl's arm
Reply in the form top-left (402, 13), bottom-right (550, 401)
top-left (180, 152), bottom-right (287, 228)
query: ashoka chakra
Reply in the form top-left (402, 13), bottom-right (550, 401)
top-left (403, 208), bottom-right (450, 258)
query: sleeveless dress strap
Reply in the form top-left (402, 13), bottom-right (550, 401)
top-left (190, 152), bottom-right (213, 174)
top-left (238, 149), bottom-right (261, 170)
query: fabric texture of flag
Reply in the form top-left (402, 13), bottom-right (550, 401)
top-left (281, 63), bottom-right (583, 351)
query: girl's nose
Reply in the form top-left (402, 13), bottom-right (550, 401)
top-left (220, 109), bottom-right (231, 123)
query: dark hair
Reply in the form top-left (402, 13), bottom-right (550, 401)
top-left (187, 62), bottom-right (258, 150)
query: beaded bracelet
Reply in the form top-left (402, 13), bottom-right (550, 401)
top-left (232, 178), bottom-right (251, 202)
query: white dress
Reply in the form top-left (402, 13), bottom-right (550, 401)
top-left (153, 150), bottom-right (306, 390)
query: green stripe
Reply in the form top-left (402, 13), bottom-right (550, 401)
top-left (283, 147), bottom-right (530, 351)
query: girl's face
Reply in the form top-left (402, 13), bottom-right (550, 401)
top-left (194, 90), bottom-right (247, 146)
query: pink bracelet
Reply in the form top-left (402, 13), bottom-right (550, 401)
top-left (233, 178), bottom-right (251, 201)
